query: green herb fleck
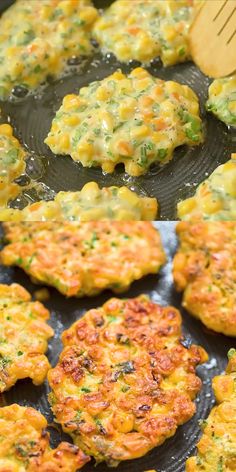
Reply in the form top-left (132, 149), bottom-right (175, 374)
top-left (228, 348), bottom-right (236, 359)
top-left (75, 18), bottom-right (86, 27)
top-left (29, 441), bottom-right (36, 447)
top-left (0, 356), bottom-right (11, 369)
top-left (217, 457), bottom-right (223, 472)
top-left (4, 148), bottom-right (19, 164)
top-left (199, 419), bottom-right (208, 430)
top-left (178, 47), bottom-right (186, 57)
top-left (20, 29), bottom-right (35, 45)
top-left (140, 145), bottom-right (148, 165)
top-left (50, 8), bottom-right (63, 20)
top-left (81, 387), bottom-right (91, 393)
top-left (16, 257), bottom-right (23, 265)
top-left (85, 232), bottom-right (98, 249)
top-left (15, 444), bottom-right (28, 457)
top-left (34, 64), bottom-right (42, 73)
top-left (107, 315), bottom-right (118, 324)
top-left (157, 148), bottom-right (168, 160)
top-left (93, 128), bottom-right (101, 136)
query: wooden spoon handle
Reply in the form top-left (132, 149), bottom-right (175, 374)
top-left (190, 0), bottom-right (236, 78)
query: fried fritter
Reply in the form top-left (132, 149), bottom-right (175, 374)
top-left (177, 156), bottom-right (236, 221)
top-left (0, 123), bottom-right (26, 208)
top-left (0, 283), bottom-right (53, 392)
top-left (0, 222), bottom-right (166, 297)
top-left (0, 0), bottom-right (98, 98)
top-left (173, 222), bottom-right (236, 337)
top-left (186, 349), bottom-right (236, 471)
top-left (93, 0), bottom-right (202, 65)
top-left (0, 182), bottom-right (158, 221)
top-left (206, 74), bottom-right (236, 127)
top-left (48, 295), bottom-right (207, 466)
top-left (0, 404), bottom-right (90, 471)
top-left (45, 68), bottom-right (203, 177)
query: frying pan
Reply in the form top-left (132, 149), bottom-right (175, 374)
top-left (0, 0), bottom-right (236, 219)
top-left (1, 221), bottom-right (235, 472)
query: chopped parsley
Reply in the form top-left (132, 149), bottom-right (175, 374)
top-left (81, 387), bottom-right (91, 393)
top-left (228, 348), bottom-right (236, 359)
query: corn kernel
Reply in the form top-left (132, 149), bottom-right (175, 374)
top-left (118, 79), bottom-right (133, 94)
top-left (80, 181), bottom-right (100, 200)
top-left (110, 71), bottom-right (125, 81)
top-left (100, 111), bottom-right (114, 131)
top-left (119, 99), bottom-right (136, 119)
top-left (63, 94), bottom-right (80, 109)
top-left (112, 413), bottom-right (134, 433)
top-left (163, 25), bottom-right (177, 41)
top-left (79, 208), bottom-right (107, 221)
top-left (117, 187), bottom-right (139, 205)
top-left (165, 81), bottom-right (182, 95)
top-left (209, 81), bottom-right (223, 96)
top-left (59, 1), bottom-right (74, 16)
top-left (130, 68), bottom-right (149, 79)
top-left (228, 101), bottom-right (236, 113)
top-left (125, 161), bottom-right (141, 177)
top-left (79, 6), bottom-right (98, 24)
top-left (102, 161), bottom-right (116, 173)
top-left (177, 197), bottom-right (197, 217)
top-left (135, 78), bottom-right (152, 91)
top-left (116, 209), bottom-right (138, 220)
top-left (201, 196), bottom-right (223, 214)
top-left (213, 375), bottom-right (234, 403)
top-left (77, 142), bottom-right (94, 156)
top-left (96, 19), bottom-right (112, 30)
top-left (0, 124), bottom-right (13, 136)
top-left (130, 125), bottom-right (150, 139)
top-left (63, 115), bottom-right (80, 127)
top-left (59, 134), bottom-right (70, 150)
top-left (141, 198), bottom-right (158, 220)
top-left (115, 44), bottom-right (131, 59)
top-left (96, 87), bottom-right (111, 101)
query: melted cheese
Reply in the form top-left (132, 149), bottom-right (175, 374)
top-left (0, 0), bottom-right (98, 98)
top-left (45, 67), bottom-right (203, 177)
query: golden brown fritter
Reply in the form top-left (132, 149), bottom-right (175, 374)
top-left (48, 295), bottom-right (207, 466)
top-left (186, 349), bottom-right (236, 471)
top-left (0, 404), bottom-right (90, 471)
top-left (0, 283), bottom-right (53, 392)
top-left (0, 222), bottom-right (166, 297)
top-left (173, 222), bottom-right (236, 337)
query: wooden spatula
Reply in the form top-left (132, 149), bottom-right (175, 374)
top-left (190, 0), bottom-right (236, 78)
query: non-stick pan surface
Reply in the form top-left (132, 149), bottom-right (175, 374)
top-left (0, 0), bottom-right (236, 220)
top-left (0, 221), bottom-right (235, 472)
